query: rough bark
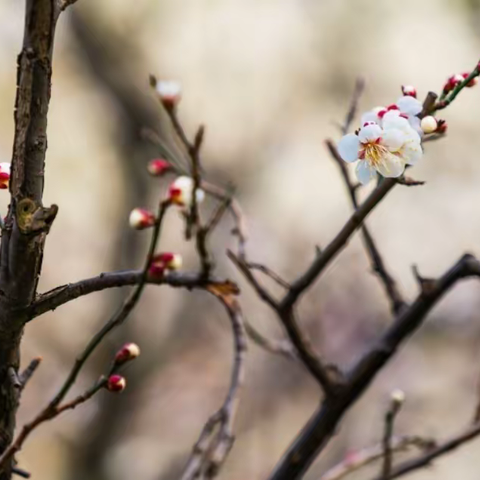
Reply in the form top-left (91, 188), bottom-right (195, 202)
top-left (0, 1), bottom-right (59, 477)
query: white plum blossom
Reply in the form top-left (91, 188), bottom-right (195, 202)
top-left (360, 96), bottom-right (423, 135)
top-left (337, 118), bottom-right (422, 185)
top-left (155, 80), bottom-right (182, 107)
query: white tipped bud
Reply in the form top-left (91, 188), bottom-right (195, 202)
top-left (107, 375), bottom-right (126, 392)
top-left (168, 176), bottom-right (205, 208)
top-left (401, 85), bottom-right (417, 98)
top-left (390, 389), bottom-right (406, 406)
top-left (129, 208), bottom-right (155, 230)
top-left (420, 116), bottom-right (438, 134)
top-left (115, 343), bottom-right (141, 365)
top-left (155, 80), bottom-right (182, 108)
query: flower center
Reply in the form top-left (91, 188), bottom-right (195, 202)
top-left (359, 140), bottom-right (389, 167)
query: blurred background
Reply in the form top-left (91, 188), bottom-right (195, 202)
top-left (1, 0), bottom-right (480, 478)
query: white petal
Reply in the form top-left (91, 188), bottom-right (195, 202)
top-left (376, 153), bottom-right (405, 178)
top-left (337, 134), bottom-right (360, 163)
top-left (382, 111), bottom-right (410, 131)
top-left (396, 96), bottom-right (422, 115)
top-left (355, 161), bottom-right (377, 185)
top-left (408, 115), bottom-right (423, 136)
top-left (402, 142), bottom-right (423, 166)
top-left (360, 111), bottom-right (380, 126)
top-left (381, 129), bottom-right (405, 152)
top-left (358, 124), bottom-right (382, 143)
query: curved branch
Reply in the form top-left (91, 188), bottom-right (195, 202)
top-left (28, 271), bottom-right (237, 320)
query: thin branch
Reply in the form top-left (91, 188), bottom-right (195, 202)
top-left (326, 139), bottom-right (405, 314)
top-left (28, 271), bottom-right (236, 320)
top-left (381, 393), bottom-right (404, 479)
top-left (341, 77), bottom-right (365, 135)
top-left (319, 436), bottom-right (434, 480)
top-left (247, 262), bottom-right (290, 290)
top-left (12, 467), bottom-right (30, 479)
top-left (19, 357), bottom-right (42, 391)
top-left (180, 292), bottom-right (247, 480)
top-left (369, 422), bottom-right (480, 480)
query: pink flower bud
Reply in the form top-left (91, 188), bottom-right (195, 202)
top-left (443, 74), bottom-right (464, 93)
top-left (0, 163), bottom-right (11, 190)
top-left (149, 252), bottom-right (183, 277)
top-left (107, 375), bottom-right (126, 392)
top-left (401, 85), bottom-right (417, 98)
top-left (462, 72), bottom-right (477, 87)
top-left (420, 116), bottom-right (438, 134)
top-left (155, 80), bottom-right (182, 109)
top-left (114, 343), bottom-right (140, 365)
top-left (148, 159), bottom-right (171, 177)
top-left (129, 208), bottom-right (155, 230)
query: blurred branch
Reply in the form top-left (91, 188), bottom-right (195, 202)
top-left (341, 77), bottom-right (365, 135)
top-left (319, 436), bottom-right (434, 480)
top-left (326, 139), bottom-right (405, 314)
top-left (180, 293), bottom-right (246, 480)
top-left (268, 254), bottom-right (480, 479)
top-left (381, 394), bottom-right (404, 479)
top-left (369, 421), bottom-right (480, 480)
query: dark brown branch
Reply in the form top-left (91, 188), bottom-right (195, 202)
top-left (281, 177), bottom-right (397, 310)
top-left (181, 292), bottom-right (247, 479)
top-left (326, 140), bottom-right (405, 314)
top-left (28, 270), bottom-right (236, 320)
top-left (18, 357), bottom-right (42, 391)
top-left (268, 254), bottom-right (480, 480)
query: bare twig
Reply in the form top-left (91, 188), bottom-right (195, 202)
top-left (181, 291), bottom-right (247, 480)
top-left (381, 393), bottom-right (404, 479)
top-left (11, 467), bottom-right (30, 479)
top-left (369, 421), bottom-right (480, 480)
top-left (319, 436), bottom-right (434, 480)
top-left (247, 263), bottom-right (290, 290)
top-left (341, 77), bottom-right (365, 135)
top-left (326, 139), bottom-right (405, 314)
top-left (19, 357), bottom-right (42, 391)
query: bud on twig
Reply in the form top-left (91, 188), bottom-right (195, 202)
top-left (148, 159), bottom-right (171, 177)
top-left (390, 389), bottom-right (406, 407)
top-left (129, 208), bottom-right (155, 230)
top-left (154, 80), bottom-right (182, 109)
top-left (114, 343), bottom-right (140, 366)
top-left (401, 85), bottom-right (417, 98)
top-left (149, 252), bottom-right (183, 278)
top-left (420, 116), bottom-right (438, 134)
top-left (168, 176), bottom-right (205, 208)
top-left (107, 375), bottom-right (126, 393)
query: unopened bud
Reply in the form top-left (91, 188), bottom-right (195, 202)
top-left (149, 252), bottom-right (183, 277)
top-left (155, 80), bottom-right (182, 109)
top-left (420, 116), bottom-right (438, 134)
top-left (390, 389), bottom-right (405, 406)
top-left (114, 343), bottom-right (140, 365)
top-left (0, 163), bottom-right (11, 190)
top-left (129, 208), bottom-right (155, 230)
top-left (401, 85), bottom-right (417, 98)
top-left (462, 72), bottom-right (477, 87)
top-left (168, 176), bottom-right (205, 208)
top-left (148, 159), bottom-right (171, 177)
top-left (107, 375), bottom-right (126, 392)
top-left (443, 74), bottom-right (464, 93)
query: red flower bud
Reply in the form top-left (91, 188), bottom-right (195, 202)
top-left (129, 208), bottom-right (155, 230)
top-left (107, 375), bottom-right (126, 392)
top-left (114, 343), bottom-right (140, 365)
top-left (462, 72), bottom-right (477, 87)
top-left (148, 252), bottom-right (183, 278)
top-left (0, 163), bottom-right (11, 190)
top-left (401, 85), bottom-right (417, 98)
top-left (148, 159), bottom-right (171, 177)
top-left (436, 119), bottom-right (447, 134)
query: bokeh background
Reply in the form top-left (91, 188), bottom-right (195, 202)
top-left (1, 0), bottom-right (480, 479)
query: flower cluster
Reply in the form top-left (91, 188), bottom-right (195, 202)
top-left (338, 95), bottom-right (424, 184)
